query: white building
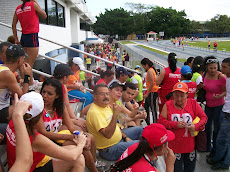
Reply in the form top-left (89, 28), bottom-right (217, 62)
top-left (0, 0), bottom-right (96, 75)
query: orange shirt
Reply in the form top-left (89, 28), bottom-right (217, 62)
top-left (67, 71), bottom-right (80, 92)
top-left (146, 68), bottom-right (159, 93)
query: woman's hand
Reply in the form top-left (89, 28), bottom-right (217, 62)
top-left (13, 93), bottom-right (32, 117)
top-left (177, 121), bottom-right (187, 128)
top-left (185, 124), bottom-right (195, 132)
top-left (73, 132), bottom-right (87, 147)
top-left (164, 147), bottom-right (176, 168)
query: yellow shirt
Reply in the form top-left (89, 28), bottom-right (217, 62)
top-left (86, 58), bottom-right (91, 64)
top-left (86, 103), bottom-right (122, 149)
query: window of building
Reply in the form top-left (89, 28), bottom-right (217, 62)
top-left (37, 0), bottom-right (65, 27)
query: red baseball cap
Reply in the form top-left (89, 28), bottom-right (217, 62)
top-left (142, 123), bottom-right (175, 148)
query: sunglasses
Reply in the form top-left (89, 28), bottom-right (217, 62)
top-left (206, 59), bottom-right (218, 64)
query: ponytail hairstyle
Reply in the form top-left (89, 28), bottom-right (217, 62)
top-left (168, 52), bottom-right (177, 73)
top-left (141, 58), bottom-right (157, 73)
top-left (192, 56), bottom-right (204, 73)
top-left (184, 57), bottom-right (194, 66)
top-left (111, 138), bottom-right (154, 171)
top-left (21, 0), bottom-right (30, 10)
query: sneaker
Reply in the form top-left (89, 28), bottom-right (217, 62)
top-left (95, 160), bottom-right (111, 171)
top-left (211, 163), bottom-right (229, 170)
top-left (206, 156), bottom-right (217, 165)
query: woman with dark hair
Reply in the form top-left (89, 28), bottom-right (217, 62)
top-left (7, 92), bottom-right (86, 172)
top-left (112, 123), bottom-right (176, 172)
top-left (35, 78), bottom-right (99, 172)
top-left (202, 56), bottom-right (226, 159)
top-left (96, 69), bottom-right (114, 85)
top-left (184, 57), bottom-right (194, 69)
top-left (156, 53), bottom-right (181, 113)
top-left (191, 56), bottom-right (204, 99)
top-left (12, 0), bottom-right (47, 67)
top-left (141, 58), bottom-right (159, 124)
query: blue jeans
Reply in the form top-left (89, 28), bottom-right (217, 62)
top-left (174, 150), bottom-right (196, 172)
top-left (99, 126), bottom-right (143, 161)
top-left (205, 104), bottom-right (223, 155)
top-left (213, 111), bottom-right (230, 168)
top-left (68, 90), bottom-right (93, 109)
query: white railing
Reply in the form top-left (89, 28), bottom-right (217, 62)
top-left (0, 21), bottom-right (139, 74)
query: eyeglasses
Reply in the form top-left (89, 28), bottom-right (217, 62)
top-left (206, 59), bottom-right (218, 64)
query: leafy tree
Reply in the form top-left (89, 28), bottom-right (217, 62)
top-left (206, 15), bottom-right (230, 33)
top-left (190, 20), bottom-right (203, 34)
top-left (146, 7), bottom-right (191, 37)
top-left (92, 8), bottom-right (134, 37)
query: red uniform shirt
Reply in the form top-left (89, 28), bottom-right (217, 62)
top-left (118, 143), bottom-right (156, 172)
top-left (6, 120), bottom-right (45, 172)
top-left (16, 2), bottom-right (39, 34)
top-left (157, 99), bottom-right (207, 153)
top-left (184, 81), bottom-right (197, 99)
top-left (43, 110), bottom-right (62, 133)
top-left (159, 67), bottom-right (181, 97)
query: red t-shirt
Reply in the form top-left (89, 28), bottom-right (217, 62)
top-left (96, 78), bottom-right (107, 85)
top-left (117, 143), bottom-right (156, 172)
top-left (184, 81), bottom-right (197, 99)
top-left (6, 120), bottom-right (45, 172)
top-left (157, 99), bottom-right (207, 153)
top-left (159, 67), bottom-right (181, 97)
top-left (15, 2), bottom-right (39, 34)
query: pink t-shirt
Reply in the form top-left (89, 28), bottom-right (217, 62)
top-left (204, 76), bottom-right (226, 107)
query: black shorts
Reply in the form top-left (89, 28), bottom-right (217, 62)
top-left (20, 33), bottom-right (39, 47)
top-left (34, 160), bottom-right (53, 172)
top-left (0, 107), bottom-right (9, 123)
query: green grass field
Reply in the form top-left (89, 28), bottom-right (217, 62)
top-left (120, 41), bottom-right (136, 44)
top-left (138, 45), bottom-right (168, 56)
top-left (187, 41), bottom-right (230, 51)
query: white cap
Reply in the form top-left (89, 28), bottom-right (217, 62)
top-left (72, 57), bottom-right (85, 70)
top-left (20, 92), bottom-right (44, 120)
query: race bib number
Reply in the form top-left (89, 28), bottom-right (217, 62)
top-left (171, 113), bottom-right (193, 124)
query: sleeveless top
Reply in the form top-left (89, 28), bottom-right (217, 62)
top-left (43, 110), bottom-right (62, 133)
top-left (16, 2), bottom-right (39, 34)
top-left (159, 67), bottom-right (181, 97)
top-left (7, 120), bottom-right (45, 172)
top-left (0, 66), bottom-right (11, 110)
top-left (146, 68), bottom-right (159, 93)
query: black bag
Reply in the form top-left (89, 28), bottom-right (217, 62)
top-left (195, 130), bottom-right (207, 151)
top-left (197, 88), bottom-right (206, 103)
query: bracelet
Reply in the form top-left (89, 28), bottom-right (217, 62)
top-left (24, 75), bottom-right (30, 84)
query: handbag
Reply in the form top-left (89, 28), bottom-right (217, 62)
top-left (190, 100), bottom-right (207, 151)
top-left (197, 88), bottom-right (206, 103)
top-left (195, 130), bottom-right (207, 151)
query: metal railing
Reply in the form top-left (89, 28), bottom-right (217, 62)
top-left (0, 21), bottom-right (139, 74)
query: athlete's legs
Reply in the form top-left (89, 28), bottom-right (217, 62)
top-left (24, 47), bottom-right (39, 67)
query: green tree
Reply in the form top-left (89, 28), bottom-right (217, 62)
top-left (190, 20), bottom-right (203, 34)
top-left (92, 8), bottom-right (134, 37)
top-left (206, 15), bottom-right (230, 33)
top-left (146, 7), bottom-right (191, 37)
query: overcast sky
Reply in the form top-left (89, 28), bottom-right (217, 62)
top-left (86, 0), bottom-right (230, 22)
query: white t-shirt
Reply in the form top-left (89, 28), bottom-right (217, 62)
top-left (222, 77), bottom-right (230, 113)
top-left (131, 76), bottom-right (138, 84)
top-left (196, 75), bottom-right (203, 85)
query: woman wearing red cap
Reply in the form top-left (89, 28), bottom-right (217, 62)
top-left (112, 123), bottom-right (176, 172)
top-left (158, 82), bottom-right (207, 172)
